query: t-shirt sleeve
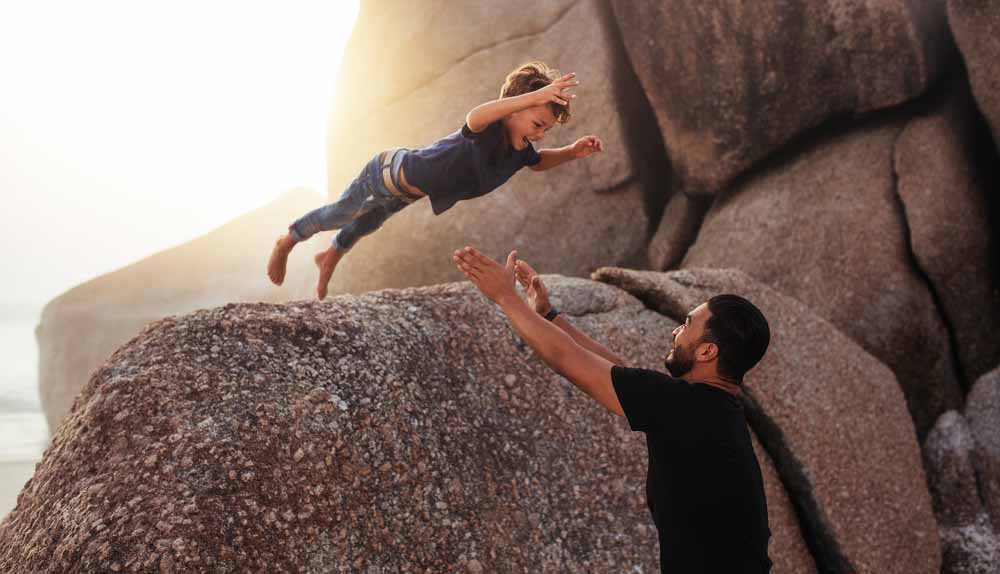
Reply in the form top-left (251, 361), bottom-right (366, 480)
top-left (611, 365), bottom-right (689, 432)
top-left (522, 143), bottom-right (542, 166)
top-left (461, 120), bottom-right (501, 143)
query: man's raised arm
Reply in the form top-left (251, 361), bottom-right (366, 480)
top-left (452, 247), bottom-right (624, 417)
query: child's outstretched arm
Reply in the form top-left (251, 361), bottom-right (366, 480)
top-left (529, 135), bottom-right (604, 172)
top-left (465, 72), bottom-right (578, 133)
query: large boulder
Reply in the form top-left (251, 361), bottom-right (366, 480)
top-left (948, 0), bottom-right (1000, 153)
top-left (680, 115), bottom-right (964, 437)
top-left (322, 0), bottom-right (657, 297)
top-left (36, 188), bottom-right (326, 433)
top-left (593, 267), bottom-right (941, 574)
top-left (646, 193), bottom-right (710, 271)
top-left (609, 0), bottom-right (952, 194)
top-left (6, 279), bottom-right (672, 572)
top-left (3, 276), bottom-right (825, 572)
top-left (923, 411), bottom-right (1000, 574)
top-left (966, 367), bottom-right (1000, 532)
top-left (894, 81), bottom-right (1000, 383)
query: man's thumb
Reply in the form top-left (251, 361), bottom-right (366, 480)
top-left (505, 250), bottom-right (518, 270)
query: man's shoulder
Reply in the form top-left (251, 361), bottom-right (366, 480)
top-left (612, 365), bottom-right (684, 386)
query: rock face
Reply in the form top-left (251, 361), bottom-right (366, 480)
top-left (608, 0), bottom-right (951, 194)
top-left (948, 0), bottom-right (1000, 153)
top-left (681, 115), bottom-right (964, 437)
top-left (923, 410), bottom-right (1000, 574)
top-left (646, 193), bottom-right (710, 271)
top-left (36, 188), bottom-right (326, 433)
top-left (322, 0), bottom-right (658, 296)
top-left (4, 275), bottom-right (831, 572)
top-left (966, 367), bottom-right (1000, 532)
top-left (894, 81), bottom-right (1000, 383)
top-left (593, 267), bottom-right (940, 574)
top-left (5, 279), bottom-right (678, 572)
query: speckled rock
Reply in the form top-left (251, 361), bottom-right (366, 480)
top-left (925, 411), bottom-right (987, 527)
top-left (750, 435), bottom-right (818, 574)
top-left (948, 0), bottom-right (1000, 154)
top-left (609, 0), bottom-right (952, 193)
top-left (923, 410), bottom-right (1000, 574)
top-left (646, 193), bottom-right (710, 271)
top-left (967, 367), bottom-right (1000, 532)
top-left (593, 266), bottom-right (940, 574)
top-left (940, 514), bottom-right (1000, 574)
top-left (322, 0), bottom-right (655, 297)
top-left (894, 81), bottom-right (1000, 383)
top-left (680, 116), bottom-right (964, 437)
top-left (5, 278), bottom-right (680, 573)
top-left (4, 275), bottom-right (830, 572)
top-left (36, 188), bottom-right (327, 433)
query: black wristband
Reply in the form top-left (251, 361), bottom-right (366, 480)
top-left (544, 307), bottom-right (560, 322)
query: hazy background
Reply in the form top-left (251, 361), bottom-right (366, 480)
top-left (0, 0), bottom-right (359, 518)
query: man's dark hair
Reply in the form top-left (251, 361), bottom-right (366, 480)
top-left (702, 294), bottom-right (770, 383)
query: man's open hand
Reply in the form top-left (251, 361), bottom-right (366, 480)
top-left (514, 259), bottom-right (552, 316)
top-left (452, 246), bottom-right (519, 305)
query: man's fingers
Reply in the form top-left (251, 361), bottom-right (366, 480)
top-left (505, 250), bottom-right (518, 272)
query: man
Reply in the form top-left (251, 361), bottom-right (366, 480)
top-left (452, 246), bottom-right (773, 573)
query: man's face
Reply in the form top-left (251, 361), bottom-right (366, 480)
top-left (664, 303), bottom-right (710, 376)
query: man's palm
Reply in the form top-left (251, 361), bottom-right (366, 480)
top-left (514, 260), bottom-right (551, 315)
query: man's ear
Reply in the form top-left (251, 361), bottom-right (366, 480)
top-left (696, 341), bottom-right (719, 363)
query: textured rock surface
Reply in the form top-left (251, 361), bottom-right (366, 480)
top-left (646, 193), bottom-right (710, 271)
top-left (609, 0), bottom-right (951, 193)
top-left (923, 411), bottom-right (1000, 574)
top-left (5, 276), bottom-right (826, 572)
top-left (681, 116), bottom-right (963, 437)
top-left (895, 81), bottom-right (1000, 383)
top-left (594, 267), bottom-right (940, 574)
top-left (940, 514), bottom-right (1000, 574)
top-left (924, 411), bottom-right (987, 527)
top-left (967, 367), bottom-right (1000, 532)
top-left (948, 0), bottom-right (1000, 153)
top-left (322, 0), bottom-right (656, 297)
top-left (37, 188), bottom-right (326, 433)
top-left (750, 435), bottom-right (818, 574)
top-left (5, 279), bottom-right (676, 572)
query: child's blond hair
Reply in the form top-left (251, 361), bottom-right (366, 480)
top-left (500, 61), bottom-right (571, 124)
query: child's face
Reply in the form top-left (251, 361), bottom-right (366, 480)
top-left (505, 104), bottom-right (558, 150)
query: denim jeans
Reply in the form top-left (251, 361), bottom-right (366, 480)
top-left (289, 150), bottom-right (410, 251)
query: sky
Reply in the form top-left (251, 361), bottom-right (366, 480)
top-left (0, 0), bottom-right (360, 305)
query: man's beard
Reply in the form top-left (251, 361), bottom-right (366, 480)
top-left (664, 340), bottom-right (695, 377)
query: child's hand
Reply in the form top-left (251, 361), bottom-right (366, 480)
top-left (571, 135), bottom-right (604, 158)
top-left (533, 72), bottom-right (579, 107)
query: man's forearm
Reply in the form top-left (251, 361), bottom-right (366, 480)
top-left (531, 146), bottom-right (576, 171)
top-left (497, 295), bottom-right (581, 375)
top-left (466, 93), bottom-right (537, 132)
top-left (552, 315), bottom-right (626, 366)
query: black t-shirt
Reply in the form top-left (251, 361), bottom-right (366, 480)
top-left (611, 366), bottom-right (773, 573)
top-left (400, 121), bottom-right (542, 215)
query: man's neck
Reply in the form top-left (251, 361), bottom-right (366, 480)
top-left (681, 373), bottom-right (741, 395)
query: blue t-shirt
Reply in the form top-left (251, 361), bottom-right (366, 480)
top-left (400, 120), bottom-right (542, 215)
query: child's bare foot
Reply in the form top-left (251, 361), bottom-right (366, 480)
top-left (267, 234), bottom-right (298, 285)
top-left (314, 247), bottom-right (346, 299)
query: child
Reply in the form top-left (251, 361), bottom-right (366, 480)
top-left (267, 61), bottom-right (604, 299)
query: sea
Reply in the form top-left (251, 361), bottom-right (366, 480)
top-left (0, 301), bottom-right (51, 519)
